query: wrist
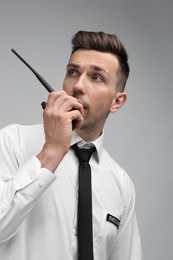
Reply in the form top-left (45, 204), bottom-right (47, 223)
top-left (37, 145), bottom-right (67, 173)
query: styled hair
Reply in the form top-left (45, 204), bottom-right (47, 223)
top-left (71, 30), bottom-right (130, 92)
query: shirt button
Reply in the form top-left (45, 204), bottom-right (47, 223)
top-left (28, 172), bottom-right (35, 180)
top-left (39, 181), bottom-right (45, 187)
top-left (73, 227), bottom-right (77, 236)
top-left (1, 204), bottom-right (7, 212)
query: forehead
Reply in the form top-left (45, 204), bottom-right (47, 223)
top-left (69, 49), bottom-right (119, 73)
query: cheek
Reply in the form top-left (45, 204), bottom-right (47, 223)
top-left (96, 97), bottom-right (115, 114)
top-left (62, 79), bottom-right (67, 90)
top-left (95, 92), bottom-right (114, 107)
top-left (63, 80), bottom-right (72, 95)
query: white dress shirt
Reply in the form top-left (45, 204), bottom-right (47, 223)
top-left (0, 124), bottom-right (142, 260)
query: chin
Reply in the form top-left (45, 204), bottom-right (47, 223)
top-left (79, 121), bottom-right (93, 131)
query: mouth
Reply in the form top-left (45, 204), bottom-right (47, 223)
top-left (77, 99), bottom-right (87, 109)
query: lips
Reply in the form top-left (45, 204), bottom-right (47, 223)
top-left (77, 99), bottom-right (87, 109)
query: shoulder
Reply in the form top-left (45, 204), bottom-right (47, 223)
top-left (0, 124), bottom-right (43, 134)
top-left (0, 123), bottom-right (44, 151)
top-left (0, 124), bottom-right (44, 165)
top-left (0, 124), bottom-right (43, 140)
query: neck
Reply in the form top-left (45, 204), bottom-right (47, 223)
top-left (76, 128), bottom-right (102, 142)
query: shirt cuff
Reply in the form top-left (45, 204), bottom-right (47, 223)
top-left (14, 156), bottom-right (56, 199)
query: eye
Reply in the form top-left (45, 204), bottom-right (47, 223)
top-left (68, 69), bottom-right (78, 76)
top-left (91, 75), bottom-right (103, 81)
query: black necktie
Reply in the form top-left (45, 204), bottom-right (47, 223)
top-left (72, 143), bottom-right (96, 260)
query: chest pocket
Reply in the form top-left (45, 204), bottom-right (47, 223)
top-left (93, 209), bottom-right (121, 258)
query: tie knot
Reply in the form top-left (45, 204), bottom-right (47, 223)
top-left (72, 143), bottom-right (96, 162)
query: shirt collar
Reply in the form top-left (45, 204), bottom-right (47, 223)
top-left (71, 130), bottom-right (104, 163)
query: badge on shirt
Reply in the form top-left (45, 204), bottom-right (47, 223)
top-left (106, 213), bottom-right (120, 229)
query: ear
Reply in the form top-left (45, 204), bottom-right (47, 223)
top-left (110, 92), bottom-right (127, 113)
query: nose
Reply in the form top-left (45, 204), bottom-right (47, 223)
top-left (73, 75), bottom-right (86, 95)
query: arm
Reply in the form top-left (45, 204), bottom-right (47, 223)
top-left (0, 129), bottom-right (56, 243)
top-left (0, 91), bottom-right (84, 244)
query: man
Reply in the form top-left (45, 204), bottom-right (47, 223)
top-left (0, 31), bottom-right (142, 259)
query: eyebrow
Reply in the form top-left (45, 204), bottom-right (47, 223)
top-left (66, 63), bottom-right (109, 76)
top-left (67, 63), bottom-right (79, 69)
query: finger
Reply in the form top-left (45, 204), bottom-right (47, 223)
top-left (72, 100), bottom-right (84, 117)
top-left (70, 110), bottom-right (84, 129)
top-left (49, 94), bottom-right (84, 116)
top-left (45, 90), bottom-right (66, 109)
top-left (41, 99), bottom-right (83, 118)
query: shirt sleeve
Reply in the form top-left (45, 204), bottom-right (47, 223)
top-left (0, 128), bottom-right (56, 244)
top-left (108, 173), bottom-right (142, 260)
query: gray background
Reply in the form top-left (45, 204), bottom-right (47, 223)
top-left (0, 0), bottom-right (172, 259)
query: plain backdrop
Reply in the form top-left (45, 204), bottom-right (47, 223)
top-left (0, 0), bottom-right (172, 259)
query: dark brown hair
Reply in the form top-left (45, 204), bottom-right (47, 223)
top-left (71, 30), bottom-right (130, 92)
